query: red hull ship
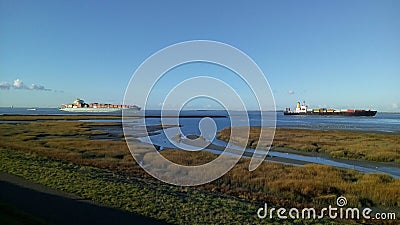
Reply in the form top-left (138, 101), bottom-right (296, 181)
top-left (284, 102), bottom-right (377, 116)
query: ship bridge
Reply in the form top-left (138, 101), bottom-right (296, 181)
top-left (295, 101), bottom-right (308, 113)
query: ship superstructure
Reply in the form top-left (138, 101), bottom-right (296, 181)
top-left (60, 98), bottom-right (140, 112)
top-left (284, 101), bottom-right (377, 116)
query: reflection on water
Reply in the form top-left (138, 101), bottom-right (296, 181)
top-left (140, 128), bottom-right (400, 178)
top-left (133, 111), bottom-right (400, 178)
top-left (2, 108), bottom-right (399, 177)
top-left (2, 108), bottom-right (400, 133)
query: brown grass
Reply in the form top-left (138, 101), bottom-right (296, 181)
top-left (218, 127), bottom-right (400, 163)
top-left (164, 150), bottom-right (400, 209)
top-left (0, 121), bottom-right (399, 214)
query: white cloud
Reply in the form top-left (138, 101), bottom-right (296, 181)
top-left (0, 82), bottom-right (11, 90)
top-left (13, 79), bottom-right (24, 89)
top-left (288, 90), bottom-right (295, 95)
top-left (11, 78), bottom-right (51, 91)
top-left (0, 78), bottom-right (54, 91)
top-left (28, 83), bottom-right (51, 91)
top-left (392, 103), bottom-right (398, 109)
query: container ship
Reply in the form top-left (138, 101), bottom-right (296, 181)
top-left (284, 101), bottom-right (377, 116)
top-left (60, 98), bottom-right (140, 112)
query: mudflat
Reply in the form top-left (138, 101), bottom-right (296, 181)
top-left (217, 127), bottom-right (400, 164)
top-left (0, 115), bottom-right (399, 224)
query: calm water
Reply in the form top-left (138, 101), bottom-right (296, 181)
top-left (1, 107), bottom-right (399, 177)
top-left (1, 107), bottom-right (400, 133)
top-left (136, 110), bottom-right (400, 178)
top-left (140, 110), bottom-right (400, 133)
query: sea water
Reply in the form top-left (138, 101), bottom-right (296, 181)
top-left (1, 107), bottom-right (399, 177)
top-left (2, 108), bottom-right (399, 133)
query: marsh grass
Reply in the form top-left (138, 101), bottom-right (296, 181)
top-left (164, 150), bottom-right (400, 210)
top-left (2, 148), bottom-right (338, 225)
top-left (0, 114), bottom-right (124, 121)
top-left (218, 127), bottom-right (400, 163)
top-left (0, 120), bottom-right (399, 224)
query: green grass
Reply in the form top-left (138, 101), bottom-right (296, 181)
top-left (0, 120), bottom-right (399, 224)
top-left (1, 121), bottom-right (399, 209)
top-left (0, 148), bottom-right (346, 225)
top-left (164, 150), bottom-right (400, 210)
top-left (217, 127), bottom-right (400, 163)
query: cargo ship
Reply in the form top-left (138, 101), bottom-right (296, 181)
top-left (284, 101), bottom-right (377, 116)
top-left (60, 98), bottom-right (140, 112)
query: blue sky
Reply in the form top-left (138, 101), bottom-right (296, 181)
top-left (1, 0), bottom-right (399, 111)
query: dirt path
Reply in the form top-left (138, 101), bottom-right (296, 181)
top-left (0, 172), bottom-right (170, 225)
